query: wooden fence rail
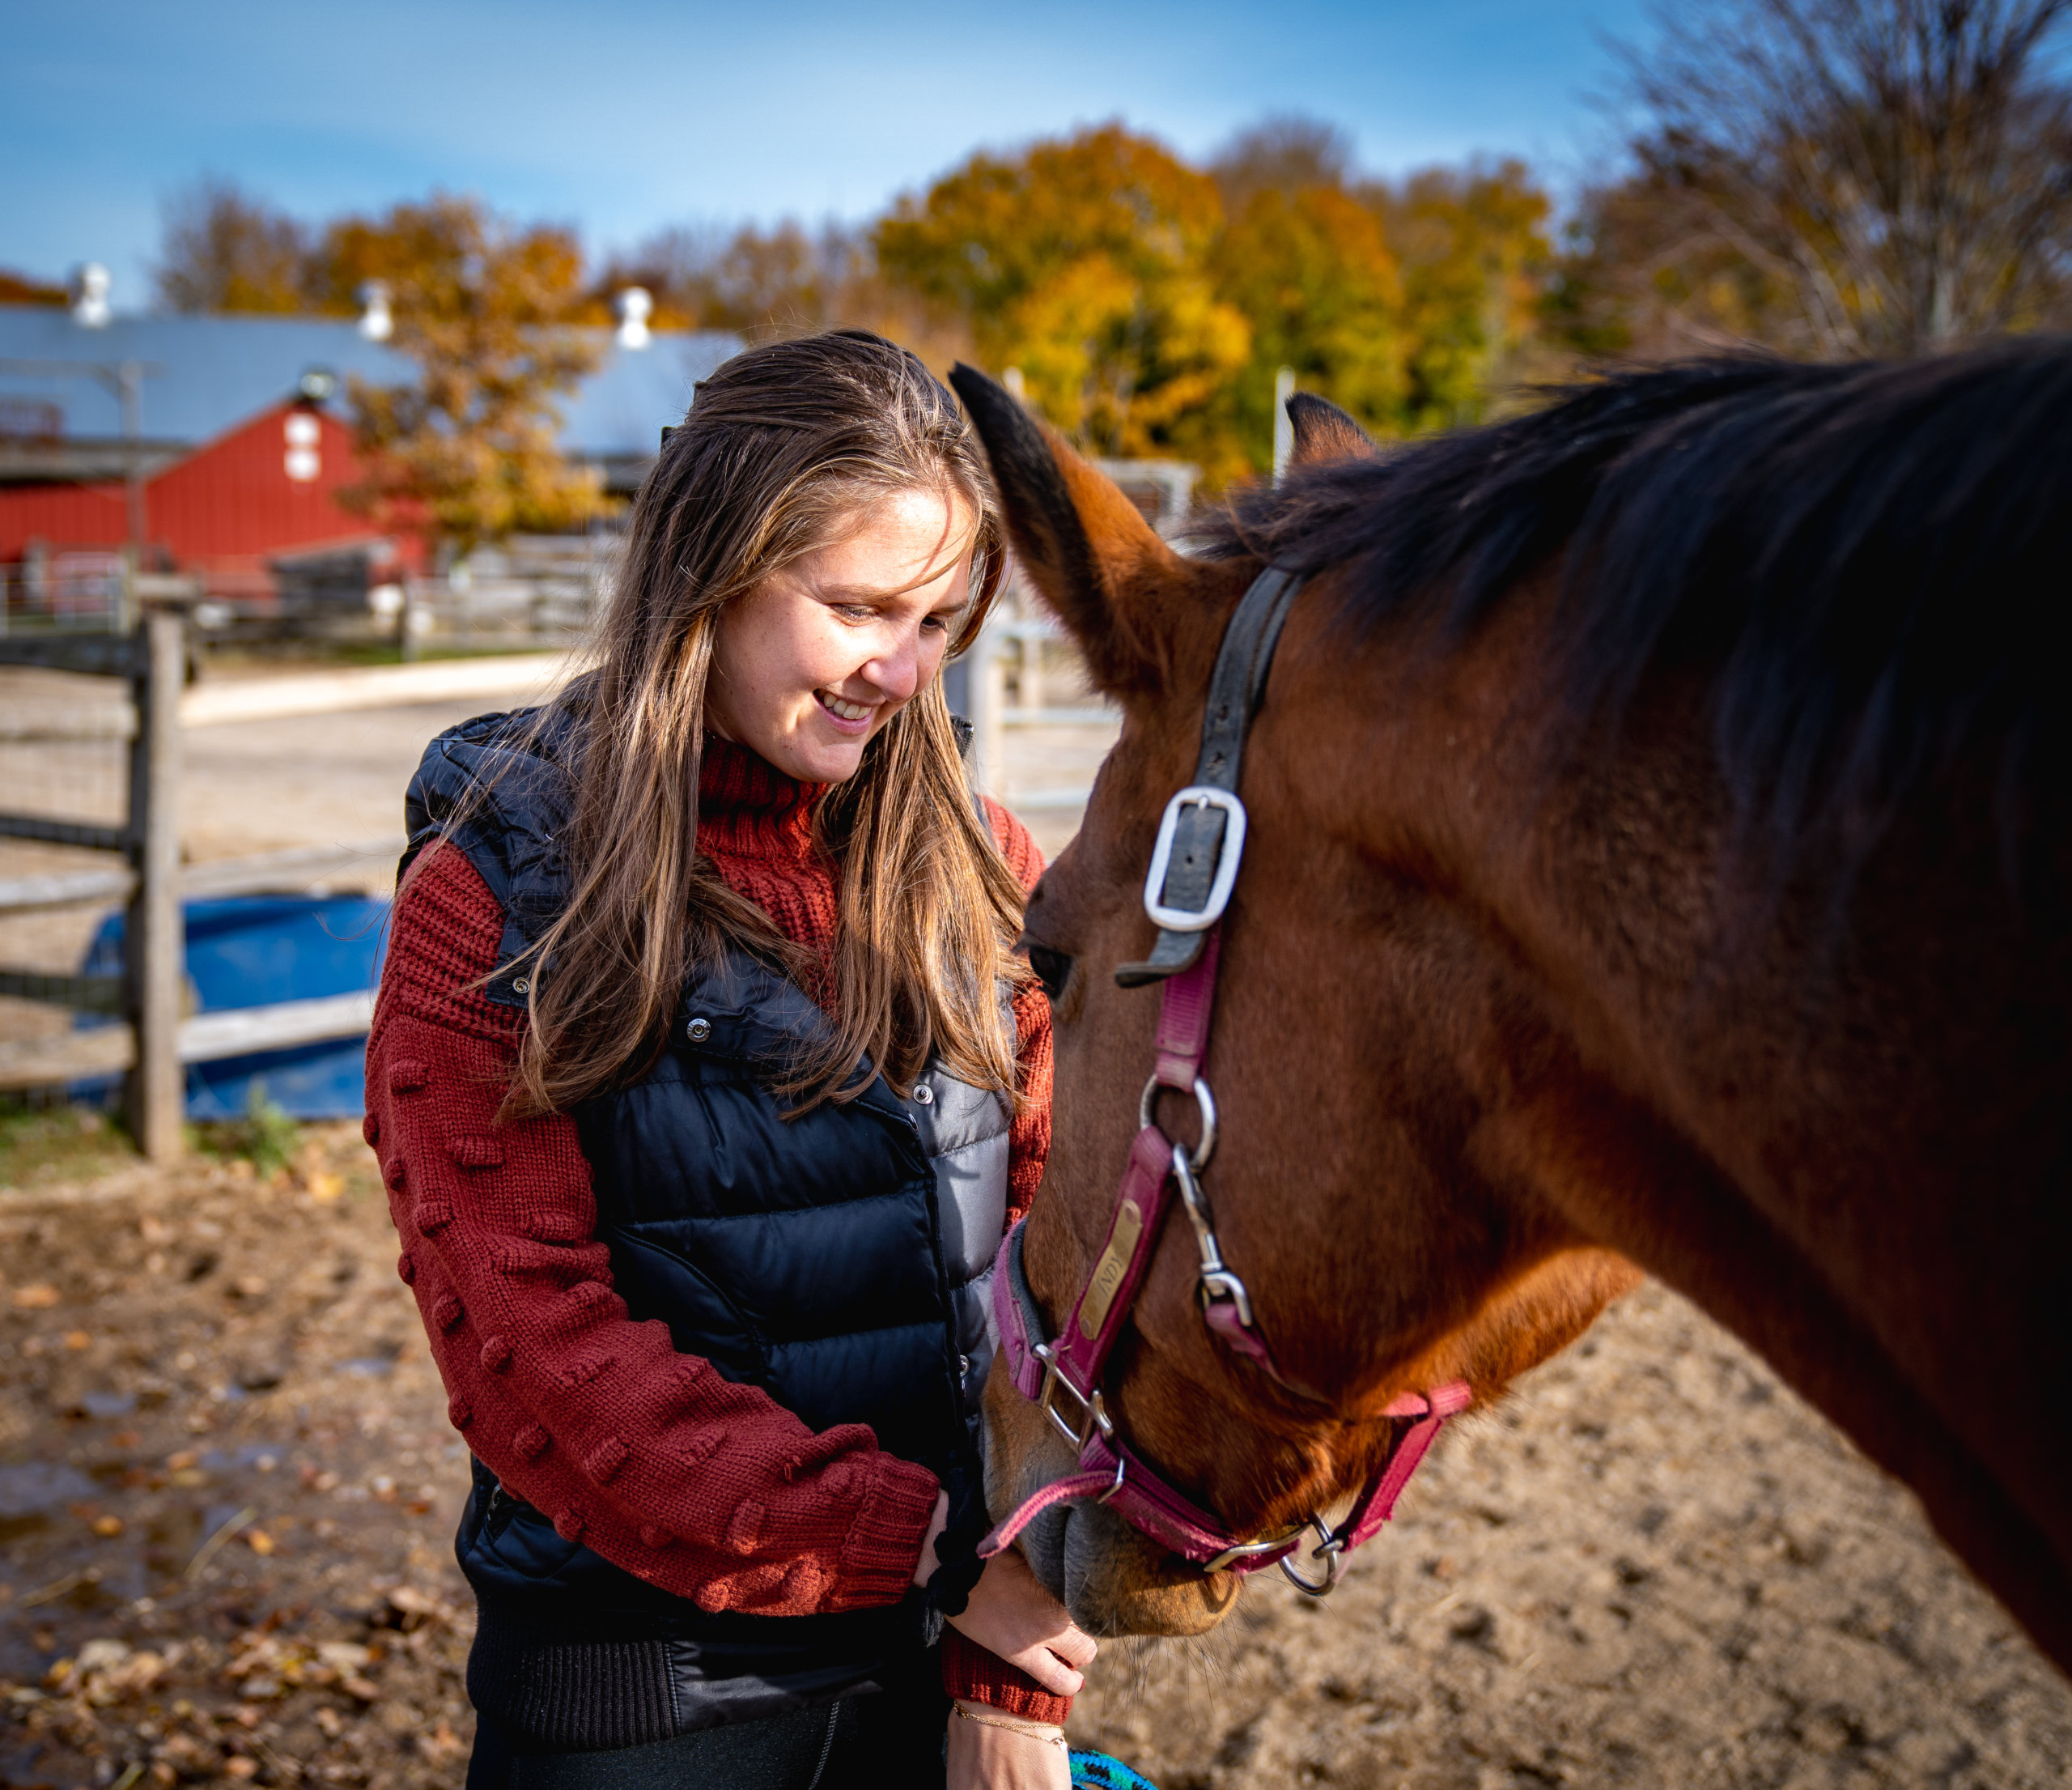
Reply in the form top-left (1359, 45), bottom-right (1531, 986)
top-left (0, 612), bottom-right (185, 1156)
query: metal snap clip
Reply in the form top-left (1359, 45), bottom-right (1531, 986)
top-left (913, 1084), bottom-right (934, 1105)
top-left (685, 1017), bottom-right (711, 1044)
top-left (512, 977), bottom-right (530, 995)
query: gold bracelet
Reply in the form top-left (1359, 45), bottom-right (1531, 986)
top-left (952, 1703), bottom-right (1068, 1749)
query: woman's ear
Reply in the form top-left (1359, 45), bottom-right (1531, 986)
top-left (949, 365), bottom-right (1202, 699)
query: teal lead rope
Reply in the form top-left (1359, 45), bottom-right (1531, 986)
top-left (1070, 1752), bottom-right (1159, 1789)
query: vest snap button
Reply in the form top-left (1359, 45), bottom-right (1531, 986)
top-left (913, 1084), bottom-right (934, 1106)
top-left (959, 1354), bottom-right (970, 1374)
top-left (512, 976), bottom-right (530, 994)
top-left (686, 1017), bottom-right (711, 1044)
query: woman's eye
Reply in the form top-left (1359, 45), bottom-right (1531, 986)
top-left (1024, 942), bottom-right (1073, 1001)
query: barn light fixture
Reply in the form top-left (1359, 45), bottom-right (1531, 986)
top-left (358, 281), bottom-right (393, 342)
top-left (615, 286), bottom-right (652, 351)
top-left (70, 263), bottom-right (112, 328)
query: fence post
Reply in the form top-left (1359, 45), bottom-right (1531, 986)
top-left (125, 605), bottom-right (185, 1162)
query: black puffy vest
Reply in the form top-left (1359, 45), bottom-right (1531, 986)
top-left (402, 708), bottom-right (1008, 1746)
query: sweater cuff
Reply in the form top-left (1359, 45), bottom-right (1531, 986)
top-left (830, 1455), bottom-right (941, 1609)
top-left (940, 1627), bottom-right (1073, 1725)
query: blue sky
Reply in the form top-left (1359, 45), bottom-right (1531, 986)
top-left (3, 0), bottom-right (1658, 306)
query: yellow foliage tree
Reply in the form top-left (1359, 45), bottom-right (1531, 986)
top-left (1212, 184), bottom-right (1406, 469)
top-left (154, 178), bottom-right (314, 315)
top-left (876, 125), bottom-right (1251, 473)
top-left (325, 197), bottom-right (609, 553)
top-left (1374, 161), bottom-right (1554, 432)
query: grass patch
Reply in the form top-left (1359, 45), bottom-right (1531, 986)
top-left (190, 1084), bottom-right (301, 1178)
top-left (0, 1100), bottom-right (137, 1189)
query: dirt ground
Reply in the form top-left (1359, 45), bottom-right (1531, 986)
top-left (1, 1120), bottom-right (2067, 1790)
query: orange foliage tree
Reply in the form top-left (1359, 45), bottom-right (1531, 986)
top-left (878, 121), bottom-right (1553, 480)
top-left (325, 197), bottom-right (609, 553)
top-left (876, 124), bottom-right (1252, 476)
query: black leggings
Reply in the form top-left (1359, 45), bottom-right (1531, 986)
top-left (466, 1681), bottom-right (949, 1790)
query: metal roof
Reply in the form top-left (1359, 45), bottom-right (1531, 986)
top-left (0, 305), bottom-right (741, 458)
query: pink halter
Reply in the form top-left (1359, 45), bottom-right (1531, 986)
top-left (979, 568), bottom-right (1470, 1594)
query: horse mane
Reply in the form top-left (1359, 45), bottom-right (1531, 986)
top-left (1208, 341), bottom-right (2072, 871)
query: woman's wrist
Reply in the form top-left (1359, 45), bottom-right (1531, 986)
top-left (953, 1701), bottom-right (1067, 1746)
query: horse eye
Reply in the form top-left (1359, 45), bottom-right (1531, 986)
top-left (1024, 942), bottom-right (1074, 1001)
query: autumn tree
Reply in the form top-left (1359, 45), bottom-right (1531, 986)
top-left (1373, 162), bottom-right (1554, 428)
top-left (877, 124), bottom-right (1251, 475)
top-left (154, 178), bottom-right (316, 314)
top-left (0, 270), bottom-right (66, 306)
top-left (1565, 0), bottom-right (2072, 358)
top-left (1210, 120), bottom-right (1408, 464)
top-left (329, 196), bottom-right (609, 552)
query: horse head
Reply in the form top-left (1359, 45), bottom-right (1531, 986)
top-left (954, 367), bottom-right (1640, 1637)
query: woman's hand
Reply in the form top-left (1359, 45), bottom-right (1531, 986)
top-left (945, 1541), bottom-right (1098, 1698)
top-left (947, 1703), bottom-right (1072, 1790)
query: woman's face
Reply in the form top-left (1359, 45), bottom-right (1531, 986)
top-left (707, 484), bottom-right (977, 784)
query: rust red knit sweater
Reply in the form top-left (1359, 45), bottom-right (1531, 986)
top-left (366, 738), bottom-right (1064, 1723)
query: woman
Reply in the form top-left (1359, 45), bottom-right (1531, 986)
top-left (364, 330), bottom-right (1094, 1789)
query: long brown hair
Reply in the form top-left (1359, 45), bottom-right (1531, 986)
top-left (470, 330), bottom-right (1026, 1117)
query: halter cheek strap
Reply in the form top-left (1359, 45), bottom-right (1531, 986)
top-left (979, 565), bottom-right (1471, 1594)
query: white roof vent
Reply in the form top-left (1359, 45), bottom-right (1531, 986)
top-left (358, 280), bottom-right (393, 342)
top-left (615, 286), bottom-right (652, 351)
top-left (70, 263), bottom-right (112, 328)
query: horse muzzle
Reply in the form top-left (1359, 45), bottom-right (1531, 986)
top-left (980, 1361), bottom-right (1240, 1637)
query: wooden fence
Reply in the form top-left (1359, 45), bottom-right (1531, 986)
top-left (0, 610), bottom-right (407, 1160)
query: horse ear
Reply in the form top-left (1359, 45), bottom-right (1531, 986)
top-left (949, 363), bottom-right (1184, 697)
top-left (1286, 391), bottom-right (1380, 466)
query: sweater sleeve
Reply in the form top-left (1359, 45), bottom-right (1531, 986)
top-left (366, 844), bottom-right (942, 1618)
top-left (940, 803), bottom-right (1072, 1725)
top-left (985, 799), bottom-right (1054, 1228)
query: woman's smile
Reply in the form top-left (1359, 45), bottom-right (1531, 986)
top-left (813, 688), bottom-right (877, 729)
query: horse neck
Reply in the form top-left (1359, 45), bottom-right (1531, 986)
top-left (1306, 581), bottom-right (2072, 1665)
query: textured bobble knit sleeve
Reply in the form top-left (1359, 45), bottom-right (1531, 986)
top-left (366, 844), bottom-right (942, 1618)
top-left (986, 798), bottom-right (1053, 1229)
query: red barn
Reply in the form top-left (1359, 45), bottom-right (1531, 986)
top-left (0, 398), bottom-right (419, 614)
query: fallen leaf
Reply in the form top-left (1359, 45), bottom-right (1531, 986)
top-left (305, 1172), bottom-right (344, 1203)
top-left (165, 1451), bottom-right (199, 1471)
top-left (11, 1284), bottom-right (61, 1310)
top-left (223, 1757), bottom-right (257, 1779)
top-left (244, 1529), bottom-right (275, 1556)
top-left (91, 1515), bottom-right (125, 1538)
top-left (63, 1330), bottom-right (92, 1350)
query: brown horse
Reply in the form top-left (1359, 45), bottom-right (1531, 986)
top-left (948, 342), bottom-right (2072, 1675)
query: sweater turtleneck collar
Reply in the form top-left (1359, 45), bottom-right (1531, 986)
top-left (697, 736), bottom-right (826, 864)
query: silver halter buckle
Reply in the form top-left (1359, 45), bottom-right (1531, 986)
top-left (1143, 787), bottom-right (1249, 933)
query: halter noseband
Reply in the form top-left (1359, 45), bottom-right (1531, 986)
top-left (978, 565), bottom-right (1471, 1596)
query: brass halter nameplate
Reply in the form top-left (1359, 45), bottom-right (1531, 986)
top-left (1076, 1198), bottom-right (1144, 1340)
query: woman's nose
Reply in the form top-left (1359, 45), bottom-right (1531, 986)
top-left (861, 629), bottom-right (923, 704)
